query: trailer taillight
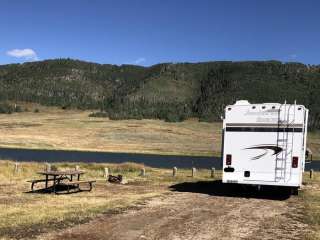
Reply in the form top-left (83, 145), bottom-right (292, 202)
top-left (226, 154), bottom-right (232, 165)
top-left (292, 156), bottom-right (298, 168)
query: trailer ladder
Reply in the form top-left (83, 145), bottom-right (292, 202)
top-left (275, 101), bottom-right (296, 182)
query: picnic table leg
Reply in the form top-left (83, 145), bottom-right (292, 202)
top-left (70, 175), bottom-right (73, 181)
top-left (53, 175), bottom-right (56, 193)
top-left (77, 174), bottom-right (80, 181)
top-left (45, 175), bottom-right (48, 188)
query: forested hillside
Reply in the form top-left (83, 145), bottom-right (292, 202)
top-left (0, 59), bottom-right (320, 129)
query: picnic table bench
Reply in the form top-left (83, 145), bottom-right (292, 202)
top-left (27, 177), bottom-right (68, 191)
top-left (28, 170), bottom-right (95, 193)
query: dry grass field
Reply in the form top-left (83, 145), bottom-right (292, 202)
top-left (301, 174), bottom-right (320, 240)
top-left (0, 106), bottom-right (218, 156)
top-left (0, 105), bottom-right (319, 158)
top-left (308, 131), bottom-right (320, 160)
top-left (0, 161), bottom-right (218, 239)
top-left (0, 161), bottom-right (318, 240)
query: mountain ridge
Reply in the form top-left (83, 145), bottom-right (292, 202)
top-left (0, 58), bottom-right (319, 128)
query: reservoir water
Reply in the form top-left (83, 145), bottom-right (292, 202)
top-left (0, 147), bottom-right (318, 170)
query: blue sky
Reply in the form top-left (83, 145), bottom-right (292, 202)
top-left (0, 0), bottom-right (319, 66)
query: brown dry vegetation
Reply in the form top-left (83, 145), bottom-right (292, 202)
top-left (0, 161), bottom-right (318, 240)
top-left (0, 106), bottom-right (217, 156)
top-left (308, 131), bottom-right (320, 160)
top-left (0, 160), bottom-right (216, 240)
top-left (301, 173), bottom-right (320, 240)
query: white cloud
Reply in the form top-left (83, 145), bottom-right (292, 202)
top-left (6, 48), bottom-right (38, 61)
top-left (133, 57), bottom-right (146, 65)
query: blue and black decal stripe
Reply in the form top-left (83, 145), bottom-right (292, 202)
top-left (226, 127), bottom-right (303, 132)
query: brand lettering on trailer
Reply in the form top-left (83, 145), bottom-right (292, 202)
top-left (256, 117), bottom-right (279, 123)
top-left (244, 110), bottom-right (278, 116)
top-left (244, 145), bottom-right (283, 160)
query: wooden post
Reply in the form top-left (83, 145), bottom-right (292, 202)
top-left (140, 168), bottom-right (146, 177)
top-left (173, 167), bottom-right (177, 177)
top-left (45, 163), bottom-right (51, 171)
top-left (192, 167), bottom-right (196, 178)
top-left (14, 162), bottom-right (19, 173)
top-left (104, 167), bottom-right (109, 179)
top-left (310, 169), bottom-right (314, 179)
top-left (211, 167), bottom-right (215, 178)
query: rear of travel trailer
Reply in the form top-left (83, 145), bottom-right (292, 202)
top-left (222, 100), bottom-right (308, 190)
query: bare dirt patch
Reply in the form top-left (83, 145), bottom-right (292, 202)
top-left (41, 181), bottom-right (309, 240)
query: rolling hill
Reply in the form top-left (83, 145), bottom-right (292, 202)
top-left (0, 59), bottom-right (319, 129)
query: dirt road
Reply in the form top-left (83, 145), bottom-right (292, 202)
top-left (39, 181), bottom-right (309, 240)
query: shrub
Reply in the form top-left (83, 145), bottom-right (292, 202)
top-left (14, 105), bottom-right (23, 113)
top-left (0, 103), bottom-right (14, 114)
top-left (89, 112), bottom-right (108, 118)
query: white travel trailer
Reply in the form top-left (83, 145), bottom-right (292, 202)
top-left (222, 100), bottom-right (309, 191)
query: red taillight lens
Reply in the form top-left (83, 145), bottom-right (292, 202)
top-left (292, 156), bottom-right (298, 168)
top-left (226, 154), bottom-right (232, 165)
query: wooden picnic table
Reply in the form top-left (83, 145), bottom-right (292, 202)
top-left (29, 170), bottom-right (93, 193)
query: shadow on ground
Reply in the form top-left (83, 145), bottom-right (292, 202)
top-left (25, 184), bottom-right (82, 194)
top-left (170, 180), bottom-right (291, 200)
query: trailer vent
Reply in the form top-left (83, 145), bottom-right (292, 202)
top-left (226, 154), bottom-right (232, 165)
top-left (292, 156), bottom-right (298, 168)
